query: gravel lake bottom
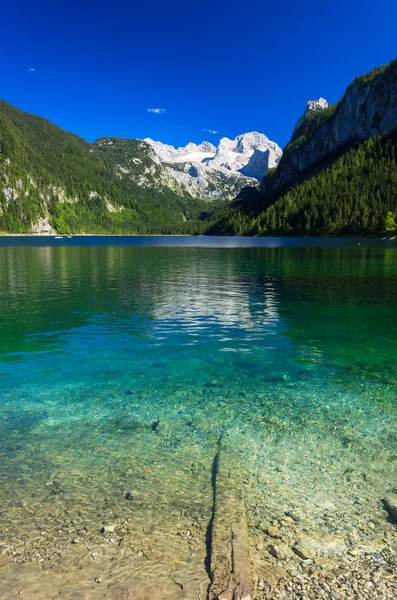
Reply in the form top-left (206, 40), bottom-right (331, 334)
top-left (0, 239), bottom-right (397, 599)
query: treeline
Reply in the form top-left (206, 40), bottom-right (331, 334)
top-left (207, 128), bottom-right (397, 235)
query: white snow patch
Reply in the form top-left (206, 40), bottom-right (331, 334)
top-left (144, 132), bottom-right (282, 184)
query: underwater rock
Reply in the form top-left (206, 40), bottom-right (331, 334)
top-left (259, 520), bottom-right (271, 532)
top-left (384, 493), bottom-right (397, 520)
top-left (267, 543), bottom-right (293, 561)
top-left (293, 531), bottom-right (347, 560)
top-left (266, 526), bottom-right (281, 538)
top-left (156, 420), bottom-right (184, 434)
top-left (293, 540), bottom-right (317, 560)
top-left (205, 380), bottom-right (220, 388)
top-left (100, 525), bottom-right (115, 534)
top-left (285, 509), bottom-right (303, 523)
top-left (279, 516), bottom-right (294, 527)
top-left (151, 419), bottom-right (160, 432)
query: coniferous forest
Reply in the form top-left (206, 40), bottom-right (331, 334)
top-left (207, 128), bottom-right (397, 236)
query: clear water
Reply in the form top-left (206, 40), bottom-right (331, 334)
top-left (1, 237), bottom-right (397, 599)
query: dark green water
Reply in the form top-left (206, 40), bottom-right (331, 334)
top-left (1, 238), bottom-right (397, 596)
top-left (1, 242), bottom-right (397, 390)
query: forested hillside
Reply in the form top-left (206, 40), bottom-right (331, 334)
top-left (0, 100), bottom-right (215, 234)
top-left (207, 128), bottom-right (397, 235)
top-left (208, 58), bottom-right (397, 236)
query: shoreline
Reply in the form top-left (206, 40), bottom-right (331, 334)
top-left (0, 232), bottom-right (396, 239)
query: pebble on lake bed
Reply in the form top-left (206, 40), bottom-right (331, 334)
top-left (267, 543), bottom-right (294, 560)
top-left (100, 525), bottom-right (115, 534)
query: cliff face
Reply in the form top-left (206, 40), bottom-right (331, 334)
top-left (239, 147), bottom-right (278, 181)
top-left (273, 59), bottom-right (397, 188)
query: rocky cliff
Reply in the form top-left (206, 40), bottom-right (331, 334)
top-left (273, 58), bottom-right (397, 188)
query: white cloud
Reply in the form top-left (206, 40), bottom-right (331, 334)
top-left (203, 128), bottom-right (218, 134)
top-left (147, 108), bottom-right (166, 114)
top-left (26, 67), bottom-right (36, 74)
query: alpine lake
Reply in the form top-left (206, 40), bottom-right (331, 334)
top-left (0, 236), bottom-right (397, 600)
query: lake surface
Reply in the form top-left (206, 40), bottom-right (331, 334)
top-left (1, 237), bottom-right (397, 599)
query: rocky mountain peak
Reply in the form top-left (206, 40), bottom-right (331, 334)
top-left (139, 131), bottom-right (282, 199)
top-left (307, 98), bottom-right (329, 112)
top-left (209, 132), bottom-right (282, 179)
top-left (235, 131), bottom-right (271, 152)
top-left (190, 141), bottom-right (217, 153)
top-left (294, 97), bottom-right (329, 132)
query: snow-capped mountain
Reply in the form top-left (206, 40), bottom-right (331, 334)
top-left (145, 132), bottom-right (282, 181)
top-left (144, 140), bottom-right (217, 164)
top-left (142, 132), bottom-right (282, 200)
top-left (205, 132), bottom-right (282, 177)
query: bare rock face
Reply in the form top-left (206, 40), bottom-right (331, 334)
top-left (274, 60), bottom-right (397, 189)
top-left (30, 215), bottom-right (56, 235)
top-left (293, 98), bottom-right (329, 132)
top-left (239, 147), bottom-right (280, 181)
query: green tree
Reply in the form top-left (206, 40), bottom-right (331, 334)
top-left (385, 211), bottom-right (396, 231)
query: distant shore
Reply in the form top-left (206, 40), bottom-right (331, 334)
top-left (0, 233), bottom-right (396, 240)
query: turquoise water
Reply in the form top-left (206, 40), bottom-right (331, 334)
top-left (1, 238), bottom-right (397, 598)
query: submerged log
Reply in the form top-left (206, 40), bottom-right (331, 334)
top-left (208, 434), bottom-right (252, 600)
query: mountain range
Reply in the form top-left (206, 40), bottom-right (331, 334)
top-left (1, 56), bottom-right (396, 235)
top-left (0, 102), bottom-right (281, 234)
top-left (144, 132), bottom-right (282, 193)
top-left (97, 132), bottom-right (282, 202)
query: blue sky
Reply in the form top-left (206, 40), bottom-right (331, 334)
top-left (1, 0), bottom-right (396, 149)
